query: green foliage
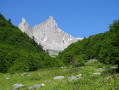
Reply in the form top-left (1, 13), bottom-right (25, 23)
top-left (0, 59), bottom-right (119, 90)
top-left (56, 20), bottom-right (119, 69)
top-left (71, 54), bottom-right (87, 67)
top-left (0, 13), bottom-right (5, 20)
top-left (1, 13), bottom-right (119, 73)
top-left (0, 14), bottom-right (60, 73)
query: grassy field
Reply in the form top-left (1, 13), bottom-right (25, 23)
top-left (0, 59), bottom-right (119, 90)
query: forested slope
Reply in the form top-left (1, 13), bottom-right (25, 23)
top-left (0, 14), bottom-right (62, 73)
top-left (0, 13), bottom-right (119, 73)
top-left (56, 20), bottom-right (119, 69)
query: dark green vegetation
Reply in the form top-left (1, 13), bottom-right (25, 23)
top-left (56, 20), bottom-right (119, 70)
top-left (0, 14), bottom-right (63, 73)
top-left (0, 14), bottom-right (119, 90)
top-left (0, 13), bottom-right (119, 74)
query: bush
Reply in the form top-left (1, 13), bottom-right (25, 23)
top-left (72, 54), bottom-right (87, 67)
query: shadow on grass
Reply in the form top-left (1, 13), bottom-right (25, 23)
top-left (102, 68), bottom-right (116, 75)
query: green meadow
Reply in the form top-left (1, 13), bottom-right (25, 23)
top-left (0, 59), bottom-right (119, 90)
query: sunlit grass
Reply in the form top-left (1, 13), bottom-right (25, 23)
top-left (0, 59), bottom-right (119, 90)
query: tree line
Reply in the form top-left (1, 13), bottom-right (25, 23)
top-left (0, 14), bottom-right (63, 73)
top-left (0, 13), bottom-right (119, 73)
top-left (56, 20), bottom-right (119, 70)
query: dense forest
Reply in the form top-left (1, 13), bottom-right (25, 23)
top-left (0, 14), bottom-right (63, 73)
top-left (56, 20), bottom-right (119, 70)
top-left (0, 14), bottom-right (119, 73)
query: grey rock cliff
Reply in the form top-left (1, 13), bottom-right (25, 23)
top-left (18, 16), bottom-right (82, 55)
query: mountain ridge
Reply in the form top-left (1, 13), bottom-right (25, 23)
top-left (18, 16), bottom-right (83, 55)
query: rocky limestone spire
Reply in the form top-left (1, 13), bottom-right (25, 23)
top-left (18, 16), bottom-right (83, 56)
top-left (18, 17), bottom-right (30, 33)
top-left (44, 16), bottom-right (58, 30)
top-left (46, 16), bottom-right (54, 22)
top-left (22, 17), bottom-right (26, 23)
top-left (49, 16), bottom-right (53, 20)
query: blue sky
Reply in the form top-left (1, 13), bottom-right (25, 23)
top-left (0, 0), bottom-right (119, 38)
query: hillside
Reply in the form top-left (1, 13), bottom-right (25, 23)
top-left (0, 14), bottom-right (63, 73)
top-left (0, 14), bottom-right (119, 90)
top-left (0, 13), bottom-right (119, 73)
top-left (56, 20), bottom-right (119, 70)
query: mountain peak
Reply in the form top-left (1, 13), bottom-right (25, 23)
top-left (43, 16), bottom-right (57, 29)
top-left (18, 16), bottom-right (81, 56)
top-left (18, 17), bottom-right (30, 33)
top-left (22, 17), bottom-right (27, 23)
top-left (47, 16), bottom-right (55, 22)
top-left (49, 16), bottom-right (53, 20)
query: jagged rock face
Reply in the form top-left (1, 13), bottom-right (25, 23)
top-left (18, 16), bottom-right (82, 55)
top-left (18, 18), bottom-right (33, 38)
top-left (18, 18), bottom-right (29, 32)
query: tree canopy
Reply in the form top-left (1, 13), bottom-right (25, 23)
top-left (56, 20), bottom-right (119, 69)
top-left (0, 14), bottom-right (63, 73)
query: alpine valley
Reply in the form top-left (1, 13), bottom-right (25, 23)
top-left (0, 14), bottom-right (119, 90)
